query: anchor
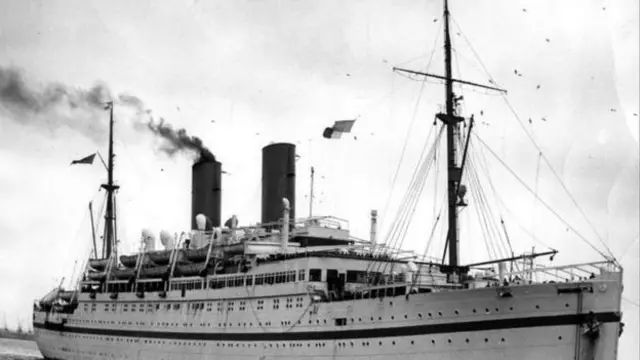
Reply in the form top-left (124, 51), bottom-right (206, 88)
top-left (582, 311), bottom-right (601, 341)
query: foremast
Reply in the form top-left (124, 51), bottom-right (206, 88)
top-left (393, 0), bottom-right (506, 278)
top-left (442, 0), bottom-right (460, 268)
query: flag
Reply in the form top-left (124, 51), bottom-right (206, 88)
top-left (322, 119), bottom-right (356, 139)
top-left (70, 153), bottom-right (96, 165)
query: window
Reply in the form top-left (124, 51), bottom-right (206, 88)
top-left (265, 274), bottom-right (275, 285)
top-left (173, 303), bottom-right (180, 310)
top-left (234, 276), bottom-right (244, 287)
top-left (273, 299), bottom-right (280, 310)
top-left (298, 269), bottom-right (306, 281)
top-left (245, 276), bottom-right (253, 286)
top-left (309, 269), bottom-right (322, 282)
top-left (335, 318), bottom-right (347, 326)
top-left (257, 300), bottom-right (264, 310)
top-left (275, 273), bottom-right (286, 284)
top-left (286, 270), bottom-right (296, 282)
top-left (255, 274), bottom-right (264, 285)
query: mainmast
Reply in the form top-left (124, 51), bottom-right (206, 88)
top-left (101, 102), bottom-right (119, 259)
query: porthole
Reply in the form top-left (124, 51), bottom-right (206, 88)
top-left (565, 303), bottom-right (569, 308)
top-left (484, 338), bottom-right (489, 343)
top-left (472, 308), bottom-right (477, 313)
top-left (447, 339), bottom-right (451, 343)
top-left (454, 310), bottom-right (459, 315)
top-left (536, 305), bottom-right (540, 309)
top-left (501, 338), bottom-right (505, 342)
top-left (558, 336), bottom-right (562, 340)
top-left (465, 338), bottom-right (469, 343)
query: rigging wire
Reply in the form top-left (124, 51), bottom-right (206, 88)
top-left (473, 133), bottom-right (611, 260)
top-left (379, 18), bottom-right (444, 231)
top-left (450, 14), bottom-right (616, 264)
top-left (467, 142), bottom-right (515, 258)
top-left (370, 128), bottom-right (445, 275)
top-left (532, 151), bottom-right (542, 237)
top-left (381, 128), bottom-right (444, 262)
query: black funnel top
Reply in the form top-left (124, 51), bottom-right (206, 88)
top-left (261, 143), bottom-right (295, 226)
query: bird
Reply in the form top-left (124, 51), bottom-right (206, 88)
top-left (210, 120), bottom-right (215, 123)
top-left (522, 8), bottom-right (527, 12)
top-left (610, 108), bottom-right (617, 112)
top-left (528, 118), bottom-right (533, 124)
top-left (433, 17), bottom-right (438, 23)
top-left (545, 38), bottom-right (551, 43)
top-left (255, 132), bottom-right (260, 135)
top-left (176, 106), bottom-right (180, 111)
top-left (536, 85), bottom-right (541, 90)
top-left (514, 69), bottom-right (523, 77)
top-left (602, 7), bottom-right (606, 11)
top-left (382, 59), bottom-right (388, 64)
top-left (480, 110), bottom-right (484, 116)
top-left (456, 32), bottom-right (461, 36)
top-left (634, 113), bottom-right (638, 117)
top-left (346, 73), bottom-right (351, 77)
top-left (353, 136), bottom-right (358, 140)
top-left (161, 168), bottom-right (164, 172)
top-left (541, 117), bottom-right (547, 122)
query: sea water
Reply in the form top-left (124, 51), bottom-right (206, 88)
top-left (0, 338), bottom-right (42, 359)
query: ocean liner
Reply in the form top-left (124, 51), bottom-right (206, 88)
top-left (32, 1), bottom-right (624, 359)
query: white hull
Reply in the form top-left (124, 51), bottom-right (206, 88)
top-left (33, 276), bottom-right (622, 360)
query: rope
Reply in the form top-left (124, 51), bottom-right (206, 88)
top-left (473, 133), bottom-right (611, 260)
top-left (450, 13), bottom-right (616, 264)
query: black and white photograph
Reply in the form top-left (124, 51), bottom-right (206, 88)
top-left (0, 0), bottom-right (638, 359)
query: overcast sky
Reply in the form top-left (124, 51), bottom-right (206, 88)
top-left (0, 0), bottom-right (638, 356)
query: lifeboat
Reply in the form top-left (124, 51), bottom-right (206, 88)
top-left (138, 265), bottom-right (170, 279)
top-left (120, 254), bottom-right (138, 268)
top-left (120, 254), bottom-right (155, 268)
top-left (88, 258), bottom-right (109, 271)
top-left (58, 290), bottom-right (76, 302)
top-left (175, 259), bottom-right (215, 277)
top-left (112, 268), bottom-right (135, 280)
top-left (184, 246), bottom-right (211, 262)
top-left (87, 271), bottom-right (106, 281)
top-left (147, 250), bottom-right (177, 265)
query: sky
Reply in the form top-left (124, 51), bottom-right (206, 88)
top-left (0, 0), bottom-right (638, 357)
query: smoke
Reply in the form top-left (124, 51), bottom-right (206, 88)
top-left (0, 66), bottom-right (213, 161)
top-left (146, 118), bottom-right (215, 161)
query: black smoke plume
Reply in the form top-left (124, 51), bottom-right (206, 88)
top-left (146, 118), bottom-right (215, 161)
top-left (0, 66), bottom-right (213, 161)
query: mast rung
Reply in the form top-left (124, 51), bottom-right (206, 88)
top-left (436, 113), bottom-right (464, 125)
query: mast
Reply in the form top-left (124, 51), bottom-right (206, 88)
top-left (101, 102), bottom-right (119, 260)
top-left (309, 166), bottom-right (315, 218)
top-left (443, 0), bottom-right (460, 268)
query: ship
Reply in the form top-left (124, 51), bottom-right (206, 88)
top-left (32, 1), bottom-right (625, 359)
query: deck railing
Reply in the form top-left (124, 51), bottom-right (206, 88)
top-left (488, 260), bottom-right (620, 284)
